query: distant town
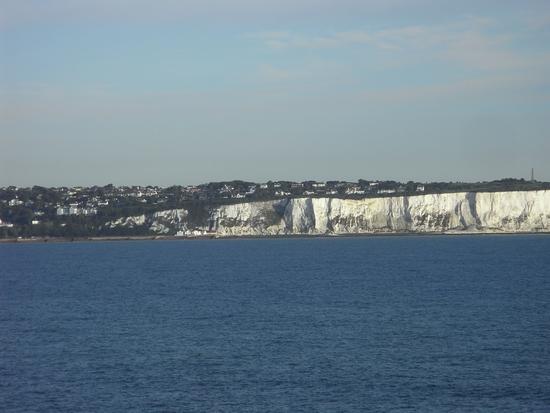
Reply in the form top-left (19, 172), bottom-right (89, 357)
top-left (1, 178), bottom-right (548, 238)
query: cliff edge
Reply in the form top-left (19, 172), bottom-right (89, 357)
top-left (106, 190), bottom-right (550, 236)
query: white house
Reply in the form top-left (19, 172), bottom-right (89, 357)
top-left (57, 207), bottom-right (69, 216)
top-left (346, 187), bottom-right (365, 195)
top-left (68, 204), bottom-right (80, 215)
top-left (0, 219), bottom-right (14, 228)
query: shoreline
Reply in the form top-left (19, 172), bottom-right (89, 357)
top-left (1, 231), bottom-right (549, 244)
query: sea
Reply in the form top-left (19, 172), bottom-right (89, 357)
top-left (1, 235), bottom-right (549, 412)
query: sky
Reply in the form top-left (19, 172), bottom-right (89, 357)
top-left (1, 0), bottom-right (550, 187)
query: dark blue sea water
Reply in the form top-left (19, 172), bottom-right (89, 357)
top-left (1, 235), bottom-right (550, 412)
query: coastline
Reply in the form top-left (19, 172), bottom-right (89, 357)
top-left (1, 230), bottom-right (549, 244)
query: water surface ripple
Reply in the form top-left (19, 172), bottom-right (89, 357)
top-left (1, 235), bottom-right (549, 412)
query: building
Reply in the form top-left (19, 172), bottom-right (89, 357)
top-left (68, 204), bottom-right (80, 215)
top-left (0, 219), bottom-right (14, 228)
top-left (57, 207), bottom-right (70, 216)
top-left (56, 206), bottom-right (97, 216)
top-left (346, 187), bottom-right (365, 195)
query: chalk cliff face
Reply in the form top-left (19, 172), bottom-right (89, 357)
top-left (107, 209), bottom-right (188, 234)
top-left (107, 190), bottom-right (550, 236)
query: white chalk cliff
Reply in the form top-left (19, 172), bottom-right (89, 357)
top-left (107, 190), bottom-right (550, 236)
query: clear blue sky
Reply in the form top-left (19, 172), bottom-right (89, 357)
top-left (1, 0), bottom-right (549, 186)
